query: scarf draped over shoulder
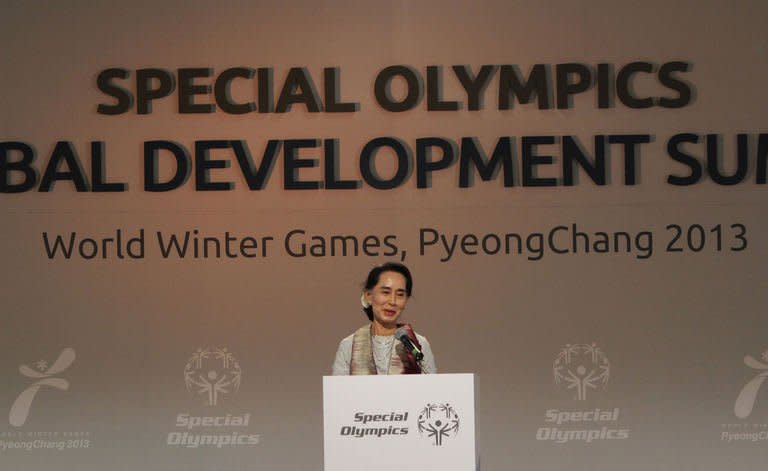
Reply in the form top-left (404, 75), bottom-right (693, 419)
top-left (350, 324), bottom-right (423, 375)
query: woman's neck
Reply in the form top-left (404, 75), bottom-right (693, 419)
top-left (371, 320), bottom-right (396, 336)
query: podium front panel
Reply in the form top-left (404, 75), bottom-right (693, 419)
top-left (323, 373), bottom-right (476, 471)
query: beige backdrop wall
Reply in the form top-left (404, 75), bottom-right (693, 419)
top-left (1, 1), bottom-right (766, 470)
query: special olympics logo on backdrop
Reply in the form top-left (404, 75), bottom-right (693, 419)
top-left (734, 348), bottom-right (768, 419)
top-left (184, 347), bottom-right (241, 406)
top-left (417, 403), bottom-right (460, 446)
top-left (9, 348), bottom-right (75, 427)
top-left (553, 343), bottom-right (610, 401)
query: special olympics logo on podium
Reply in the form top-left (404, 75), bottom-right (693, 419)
top-left (417, 403), bottom-right (460, 446)
top-left (553, 343), bottom-right (610, 401)
top-left (183, 347), bottom-right (242, 406)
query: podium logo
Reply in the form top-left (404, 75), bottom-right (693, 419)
top-left (9, 348), bottom-right (76, 427)
top-left (184, 347), bottom-right (242, 406)
top-left (734, 349), bottom-right (768, 419)
top-left (417, 403), bottom-right (460, 446)
top-left (553, 343), bottom-right (610, 401)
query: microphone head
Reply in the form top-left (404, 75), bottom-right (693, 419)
top-left (394, 326), bottom-right (408, 340)
top-left (395, 327), bottom-right (424, 361)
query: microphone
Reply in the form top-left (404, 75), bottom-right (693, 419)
top-left (395, 327), bottom-right (424, 361)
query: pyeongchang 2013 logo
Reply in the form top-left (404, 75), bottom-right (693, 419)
top-left (9, 348), bottom-right (75, 427)
top-left (417, 403), bottom-right (460, 446)
top-left (721, 347), bottom-right (768, 443)
top-left (734, 349), bottom-right (768, 419)
top-left (2, 347), bottom-right (91, 452)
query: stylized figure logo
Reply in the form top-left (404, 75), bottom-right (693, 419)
top-left (553, 343), bottom-right (610, 401)
top-left (417, 403), bottom-right (460, 446)
top-left (734, 349), bottom-right (768, 419)
top-left (9, 348), bottom-right (76, 427)
top-left (184, 347), bottom-right (242, 406)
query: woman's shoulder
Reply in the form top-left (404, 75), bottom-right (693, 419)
top-left (338, 333), bottom-right (355, 346)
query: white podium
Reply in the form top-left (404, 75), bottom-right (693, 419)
top-left (323, 373), bottom-right (476, 471)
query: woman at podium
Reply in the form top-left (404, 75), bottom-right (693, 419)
top-left (332, 262), bottom-right (436, 375)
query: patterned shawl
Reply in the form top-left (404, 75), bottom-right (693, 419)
top-left (350, 323), bottom-right (423, 375)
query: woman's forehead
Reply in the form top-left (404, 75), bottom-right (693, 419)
top-left (375, 271), bottom-right (406, 288)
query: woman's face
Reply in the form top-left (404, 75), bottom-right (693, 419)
top-left (365, 271), bottom-right (408, 330)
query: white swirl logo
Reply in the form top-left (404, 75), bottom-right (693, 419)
top-left (183, 347), bottom-right (242, 406)
top-left (734, 349), bottom-right (768, 419)
top-left (553, 343), bottom-right (610, 401)
top-left (9, 348), bottom-right (76, 427)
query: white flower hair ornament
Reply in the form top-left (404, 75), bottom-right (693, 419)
top-left (360, 293), bottom-right (371, 309)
